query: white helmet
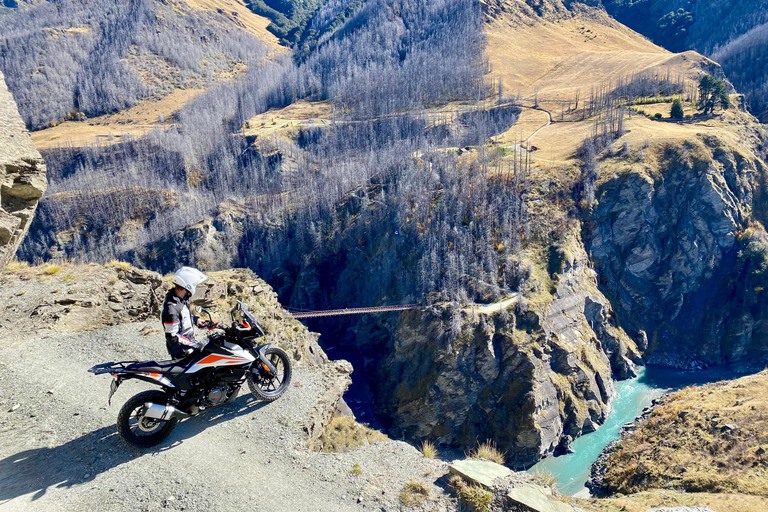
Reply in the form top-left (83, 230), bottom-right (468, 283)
top-left (172, 266), bottom-right (207, 296)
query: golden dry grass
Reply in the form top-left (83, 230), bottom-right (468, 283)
top-left (572, 490), bottom-right (768, 512)
top-left (181, 0), bottom-right (284, 50)
top-left (106, 260), bottom-right (132, 271)
top-left (468, 440), bottom-right (506, 464)
top-left (484, 12), bottom-right (705, 106)
top-left (600, 370), bottom-right (768, 497)
top-left (242, 100), bottom-right (335, 138)
top-left (31, 88), bottom-right (205, 150)
top-left (420, 440), bottom-right (439, 459)
top-left (3, 260), bottom-right (30, 272)
top-left (448, 475), bottom-right (493, 512)
top-left (313, 416), bottom-right (389, 453)
top-left (42, 264), bottom-right (61, 275)
top-left (481, 5), bottom-right (739, 171)
top-left (400, 480), bottom-right (431, 508)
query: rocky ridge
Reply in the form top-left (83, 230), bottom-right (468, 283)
top-left (0, 69), bottom-right (46, 271)
top-left (586, 131), bottom-right (768, 367)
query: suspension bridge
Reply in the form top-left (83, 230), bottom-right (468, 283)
top-left (288, 294), bottom-right (521, 319)
top-left (289, 304), bottom-right (420, 319)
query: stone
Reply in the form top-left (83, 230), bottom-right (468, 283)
top-left (449, 459), bottom-right (511, 489)
top-left (0, 70), bottom-right (46, 271)
top-left (505, 483), bottom-right (578, 512)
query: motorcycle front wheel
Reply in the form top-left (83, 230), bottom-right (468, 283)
top-left (247, 346), bottom-right (292, 401)
top-left (117, 390), bottom-right (178, 447)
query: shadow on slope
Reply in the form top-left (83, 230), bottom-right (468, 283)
top-left (0, 394), bottom-right (268, 504)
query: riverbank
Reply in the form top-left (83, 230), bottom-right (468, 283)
top-left (528, 365), bottom-right (752, 496)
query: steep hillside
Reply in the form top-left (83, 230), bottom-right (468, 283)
top-left (0, 0), bottom-right (277, 136)
top-left (604, 0), bottom-right (768, 119)
top-left (591, 370), bottom-right (768, 501)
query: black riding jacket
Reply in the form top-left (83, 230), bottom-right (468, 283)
top-left (162, 290), bottom-right (201, 357)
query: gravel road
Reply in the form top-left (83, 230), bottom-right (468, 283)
top-left (0, 321), bottom-right (456, 512)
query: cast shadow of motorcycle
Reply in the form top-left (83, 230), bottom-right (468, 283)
top-left (89, 301), bottom-right (293, 447)
top-left (0, 393), bottom-right (270, 504)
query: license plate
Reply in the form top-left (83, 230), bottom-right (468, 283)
top-left (108, 378), bottom-right (121, 405)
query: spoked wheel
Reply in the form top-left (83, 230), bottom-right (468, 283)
top-left (117, 390), bottom-right (178, 447)
top-left (247, 346), bottom-right (292, 401)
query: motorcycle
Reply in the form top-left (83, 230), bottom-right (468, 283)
top-left (88, 300), bottom-right (292, 447)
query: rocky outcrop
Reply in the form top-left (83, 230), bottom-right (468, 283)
top-left (0, 70), bottom-right (46, 271)
top-left (0, 263), bottom-right (327, 368)
top-left (374, 236), bottom-right (640, 467)
top-left (585, 135), bottom-right (768, 365)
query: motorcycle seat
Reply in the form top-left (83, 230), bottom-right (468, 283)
top-left (130, 360), bottom-right (187, 374)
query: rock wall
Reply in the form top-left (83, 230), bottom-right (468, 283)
top-left (586, 135), bottom-right (768, 366)
top-left (0, 70), bottom-right (46, 271)
top-left (374, 236), bottom-right (640, 467)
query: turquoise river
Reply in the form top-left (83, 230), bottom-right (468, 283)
top-left (528, 365), bottom-right (745, 496)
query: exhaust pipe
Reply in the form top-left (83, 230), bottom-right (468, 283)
top-left (143, 402), bottom-right (190, 421)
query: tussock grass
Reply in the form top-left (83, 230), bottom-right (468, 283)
top-left (531, 469), bottom-right (559, 493)
top-left (350, 463), bottom-right (362, 476)
top-left (106, 259), bottom-right (131, 270)
top-left (468, 440), bottom-right (506, 465)
top-left (42, 264), bottom-right (61, 275)
top-left (4, 260), bottom-right (29, 272)
top-left (400, 480), bottom-right (430, 507)
top-left (313, 416), bottom-right (389, 453)
top-left (420, 440), bottom-right (439, 459)
top-left (448, 475), bottom-right (493, 512)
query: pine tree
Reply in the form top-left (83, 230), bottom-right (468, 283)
top-left (670, 98), bottom-right (684, 119)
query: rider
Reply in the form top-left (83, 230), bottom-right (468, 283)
top-left (162, 266), bottom-right (209, 358)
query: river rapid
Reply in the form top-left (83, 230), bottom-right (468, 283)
top-left (528, 365), bottom-right (747, 496)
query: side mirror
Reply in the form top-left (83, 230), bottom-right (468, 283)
top-left (199, 307), bottom-right (213, 322)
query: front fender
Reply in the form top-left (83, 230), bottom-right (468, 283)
top-left (255, 343), bottom-right (278, 374)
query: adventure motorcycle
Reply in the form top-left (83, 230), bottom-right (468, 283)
top-left (88, 301), bottom-right (292, 447)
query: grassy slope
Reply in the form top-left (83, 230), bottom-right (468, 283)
top-left (29, 0), bottom-right (281, 150)
top-left (483, 0), bottom-right (749, 166)
top-left (600, 370), bottom-right (768, 496)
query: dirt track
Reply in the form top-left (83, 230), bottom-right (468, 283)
top-left (0, 271), bottom-right (455, 512)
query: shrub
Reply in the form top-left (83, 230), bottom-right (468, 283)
top-left (350, 463), bottom-right (362, 476)
top-left (400, 480), bottom-right (430, 507)
top-left (654, 112), bottom-right (663, 120)
top-left (421, 440), bottom-right (439, 459)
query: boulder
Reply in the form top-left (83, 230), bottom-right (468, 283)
top-left (0, 70), bottom-right (46, 271)
top-left (449, 459), bottom-right (512, 489)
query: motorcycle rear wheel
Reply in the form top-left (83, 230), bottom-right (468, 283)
top-left (247, 346), bottom-right (292, 401)
top-left (117, 390), bottom-right (178, 447)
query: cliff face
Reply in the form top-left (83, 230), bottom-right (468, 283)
top-left (0, 70), bottom-right (46, 271)
top-left (586, 134), bottom-right (768, 366)
top-left (374, 236), bottom-right (640, 467)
